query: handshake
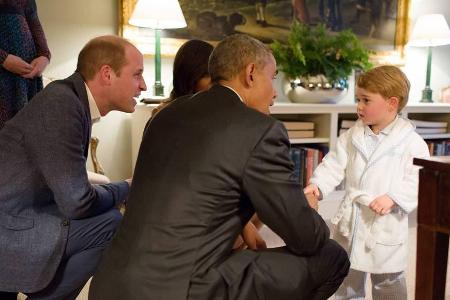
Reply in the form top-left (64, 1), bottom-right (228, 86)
top-left (303, 184), bottom-right (321, 211)
top-left (303, 184), bottom-right (395, 215)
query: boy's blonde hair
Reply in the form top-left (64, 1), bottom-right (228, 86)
top-left (357, 65), bottom-right (410, 112)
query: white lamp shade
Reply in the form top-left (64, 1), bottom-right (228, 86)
top-left (128, 0), bottom-right (187, 29)
top-left (408, 14), bottom-right (450, 47)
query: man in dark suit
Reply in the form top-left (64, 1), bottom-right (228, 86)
top-left (0, 35), bottom-right (146, 299)
top-left (89, 34), bottom-right (349, 300)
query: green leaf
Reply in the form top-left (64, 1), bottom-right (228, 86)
top-left (270, 22), bottom-right (372, 82)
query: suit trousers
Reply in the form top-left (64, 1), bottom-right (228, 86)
top-left (247, 239), bottom-right (350, 300)
top-left (18, 209), bottom-right (122, 300)
top-left (334, 269), bottom-right (407, 300)
top-left (189, 239), bottom-right (350, 300)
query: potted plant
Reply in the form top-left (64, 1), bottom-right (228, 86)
top-left (271, 22), bottom-right (372, 103)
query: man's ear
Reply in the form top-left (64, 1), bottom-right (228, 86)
top-left (244, 63), bottom-right (256, 87)
top-left (388, 96), bottom-right (399, 112)
top-left (98, 65), bottom-right (113, 85)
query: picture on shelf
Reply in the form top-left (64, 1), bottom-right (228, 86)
top-left (120, 0), bottom-right (410, 59)
top-left (440, 85), bottom-right (450, 103)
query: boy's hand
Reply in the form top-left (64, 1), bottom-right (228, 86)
top-left (369, 195), bottom-right (395, 215)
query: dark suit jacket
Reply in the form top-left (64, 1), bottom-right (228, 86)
top-left (89, 85), bottom-right (329, 299)
top-left (0, 72), bottom-right (129, 293)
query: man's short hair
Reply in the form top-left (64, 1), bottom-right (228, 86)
top-left (208, 34), bottom-right (272, 83)
top-left (357, 65), bottom-right (410, 112)
top-left (76, 35), bottom-right (135, 81)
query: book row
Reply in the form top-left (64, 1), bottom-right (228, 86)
top-left (283, 121), bottom-right (315, 139)
top-left (339, 119), bottom-right (449, 136)
top-left (426, 140), bottom-right (450, 156)
top-left (341, 119), bottom-right (448, 129)
top-left (289, 145), bottom-right (329, 187)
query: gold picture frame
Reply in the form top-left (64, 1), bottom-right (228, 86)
top-left (371, 0), bottom-right (411, 65)
top-left (119, 0), bottom-right (411, 63)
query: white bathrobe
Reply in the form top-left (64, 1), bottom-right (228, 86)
top-left (310, 117), bottom-right (430, 273)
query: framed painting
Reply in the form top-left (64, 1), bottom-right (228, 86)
top-left (119, 0), bottom-right (411, 62)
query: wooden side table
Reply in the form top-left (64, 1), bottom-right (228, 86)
top-left (413, 156), bottom-right (450, 300)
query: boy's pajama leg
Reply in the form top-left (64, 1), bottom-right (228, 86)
top-left (371, 271), bottom-right (407, 300)
top-left (334, 268), bottom-right (366, 300)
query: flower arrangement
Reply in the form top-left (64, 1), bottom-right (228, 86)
top-left (271, 22), bottom-right (372, 83)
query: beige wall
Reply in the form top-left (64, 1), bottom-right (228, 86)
top-left (37, 0), bottom-right (118, 80)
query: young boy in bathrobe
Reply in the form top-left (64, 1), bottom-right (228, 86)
top-left (304, 65), bottom-right (430, 299)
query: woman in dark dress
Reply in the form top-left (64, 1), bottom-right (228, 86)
top-left (150, 39), bottom-right (214, 116)
top-left (0, 2), bottom-right (51, 298)
top-left (0, 0), bottom-right (51, 130)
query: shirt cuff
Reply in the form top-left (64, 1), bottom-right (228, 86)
top-left (37, 51), bottom-right (51, 61)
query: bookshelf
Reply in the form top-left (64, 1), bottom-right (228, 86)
top-left (271, 103), bottom-right (450, 150)
top-left (289, 138), bottom-right (330, 144)
top-left (420, 133), bottom-right (450, 139)
top-left (131, 102), bottom-right (450, 171)
top-left (130, 102), bottom-right (450, 210)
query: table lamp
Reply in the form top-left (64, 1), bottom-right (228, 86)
top-left (408, 14), bottom-right (450, 102)
top-left (128, 0), bottom-right (187, 97)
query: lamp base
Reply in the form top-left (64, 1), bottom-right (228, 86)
top-left (420, 87), bottom-right (433, 103)
top-left (141, 96), bottom-right (167, 104)
top-left (154, 82), bottom-right (164, 97)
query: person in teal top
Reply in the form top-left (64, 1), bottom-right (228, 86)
top-left (0, 0), bottom-right (51, 130)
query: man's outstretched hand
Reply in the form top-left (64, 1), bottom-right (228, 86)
top-left (303, 184), bottom-right (320, 210)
